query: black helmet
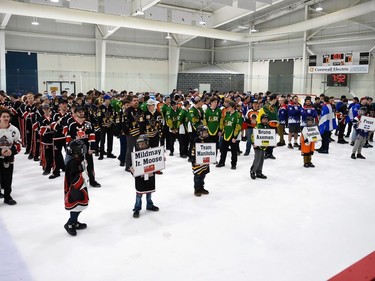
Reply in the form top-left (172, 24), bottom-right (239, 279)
top-left (305, 116), bottom-right (315, 123)
top-left (358, 106), bottom-right (367, 115)
top-left (260, 114), bottom-right (269, 120)
top-left (136, 134), bottom-right (149, 149)
top-left (67, 139), bottom-right (87, 156)
top-left (196, 125), bottom-right (208, 137)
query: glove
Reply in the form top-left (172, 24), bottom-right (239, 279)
top-left (241, 136), bottom-right (247, 142)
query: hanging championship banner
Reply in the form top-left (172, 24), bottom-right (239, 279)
top-left (358, 116), bottom-right (375, 131)
top-left (302, 126), bottom-right (322, 142)
top-left (195, 143), bottom-right (216, 164)
top-left (253, 129), bottom-right (277, 146)
top-left (131, 146), bottom-right (165, 177)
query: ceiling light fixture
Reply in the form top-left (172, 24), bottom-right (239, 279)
top-left (250, 26), bottom-right (258, 32)
top-left (316, 2), bottom-right (323, 11)
top-left (50, 0), bottom-right (59, 2)
top-left (31, 17), bottom-right (39, 26)
top-left (199, 1), bottom-right (206, 26)
top-left (166, 32), bottom-right (171, 39)
top-left (136, 0), bottom-right (145, 15)
top-left (238, 25), bottom-right (249, 30)
top-left (199, 16), bottom-right (206, 25)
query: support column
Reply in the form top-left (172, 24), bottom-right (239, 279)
top-left (0, 31), bottom-right (6, 91)
top-left (301, 5), bottom-right (309, 94)
top-left (168, 39), bottom-right (180, 93)
top-left (95, 27), bottom-right (106, 91)
top-left (210, 39), bottom-right (215, 65)
top-left (247, 42), bottom-right (253, 91)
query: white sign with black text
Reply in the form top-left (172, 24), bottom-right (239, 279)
top-left (195, 143), bottom-right (216, 164)
top-left (302, 126), bottom-right (322, 143)
top-left (358, 116), bottom-right (375, 131)
top-left (253, 129), bottom-right (277, 147)
top-left (131, 146), bottom-right (165, 177)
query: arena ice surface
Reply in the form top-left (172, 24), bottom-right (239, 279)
top-left (1, 139), bottom-right (375, 281)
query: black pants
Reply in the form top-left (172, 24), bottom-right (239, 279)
top-left (100, 126), bottom-right (114, 156)
top-left (321, 131), bottom-right (331, 151)
top-left (161, 125), bottom-right (170, 149)
top-left (219, 138), bottom-right (238, 166)
top-left (52, 139), bottom-right (66, 175)
top-left (347, 121), bottom-right (353, 137)
top-left (125, 135), bottom-right (138, 169)
top-left (95, 130), bottom-right (101, 153)
top-left (25, 119), bottom-right (33, 153)
top-left (178, 133), bottom-right (189, 157)
top-left (188, 131), bottom-right (198, 160)
top-left (0, 159), bottom-right (14, 201)
top-left (337, 122), bottom-right (346, 140)
top-left (209, 134), bottom-right (220, 155)
top-left (169, 132), bottom-right (178, 153)
top-left (85, 152), bottom-right (96, 183)
top-left (43, 144), bottom-right (53, 172)
top-left (194, 173), bottom-right (206, 191)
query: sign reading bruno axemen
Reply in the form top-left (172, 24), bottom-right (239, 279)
top-left (253, 129), bottom-right (277, 146)
top-left (131, 146), bottom-right (165, 177)
top-left (358, 116), bottom-right (375, 131)
top-left (195, 143), bottom-right (216, 165)
top-left (302, 126), bottom-right (322, 143)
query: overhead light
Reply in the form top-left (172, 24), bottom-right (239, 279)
top-left (166, 32), bottom-right (171, 39)
top-left (316, 3), bottom-right (323, 11)
top-left (238, 25), bottom-right (249, 30)
top-left (250, 26), bottom-right (257, 32)
top-left (199, 16), bottom-right (206, 25)
top-left (50, 0), bottom-right (59, 2)
top-left (136, 0), bottom-right (144, 15)
top-left (31, 17), bottom-right (39, 26)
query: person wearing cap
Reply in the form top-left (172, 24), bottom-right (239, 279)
top-left (97, 95), bottom-right (116, 160)
top-left (177, 100), bottom-right (191, 158)
top-left (250, 114), bottom-right (270, 180)
top-left (204, 97), bottom-right (222, 157)
top-left (66, 106), bottom-right (101, 187)
top-left (124, 95), bottom-right (145, 172)
top-left (165, 100), bottom-right (180, 156)
top-left (38, 104), bottom-right (55, 175)
top-left (188, 97), bottom-right (204, 161)
top-left (216, 100), bottom-right (242, 170)
top-left (144, 99), bottom-right (163, 172)
top-left (244, 100), bottom-right (259, 155)
top-left (256, 93), bottom-right (279, 159)
top-left (49, 99), bottom-right (71, 179)
top-left (115, 99), bottom-right (131, 167)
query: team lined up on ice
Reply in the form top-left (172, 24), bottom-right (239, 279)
top-left (0, 89), bottom-right (374, 206)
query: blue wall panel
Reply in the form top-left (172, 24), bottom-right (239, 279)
top-left (6, 51), bottom-right (38, 94)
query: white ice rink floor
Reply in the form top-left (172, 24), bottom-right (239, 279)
top-left (1, 137), bottom-right (375, 281)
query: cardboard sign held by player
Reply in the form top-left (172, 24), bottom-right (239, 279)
top-left (195, 143), bottom-right (216, 165)
top-left (302, 126), bottom-right (322, 143)
top-left (358, 116), bottom-right (375, 131)
top-left (253, 129), bottom-right (277, 147)
top-left (131, 146), bottom-right (165, 177)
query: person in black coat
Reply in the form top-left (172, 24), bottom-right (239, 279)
top-left (130, 135), bottom-right (159, 218)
